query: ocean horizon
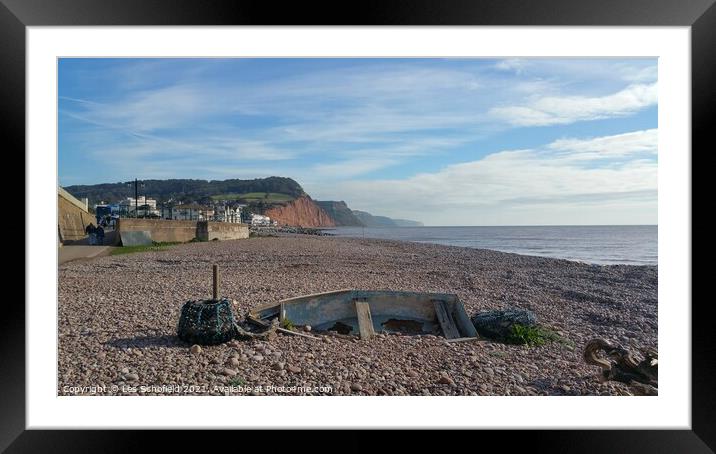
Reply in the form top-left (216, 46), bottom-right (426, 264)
top-left (324, 225), bottom-right (657, 266)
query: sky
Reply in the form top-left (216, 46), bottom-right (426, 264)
top-left (58, 58), bottom-right (658, 226)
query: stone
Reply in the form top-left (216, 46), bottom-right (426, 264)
top-left (438, 373), bottom-right (455, 385)
top-left (287, 365), bottom-right (302, 373)
top-left (272, 362), bottom-right (285, 371)
top-left (252, 355), bottom-right (264, 362)
top-left (125, 373), bottom-right (139, 382)
top-left (471, 308), bottom-right (537, 340)
top-left (406, 370), bottom-right (419, 378)
top-left (190, 345), bottom-right (202, 354)
top-left (350, 383), bottom-right (363, 392)
top-left (304, 325), bottom-right (312, 332)
top-left (226, 358), bottom-right (240, 368)
top-left (221, 368), bottom-right (237, 377)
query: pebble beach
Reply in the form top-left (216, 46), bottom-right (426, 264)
top-left (58, 235), bottom-right (658, 396)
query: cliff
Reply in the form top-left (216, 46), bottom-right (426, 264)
top-left (352, 210), bottom-right (424, 227)
top-left (264, 196), bottom-right (336, 228)
top-left (315, 201), bottom-right (365, 226)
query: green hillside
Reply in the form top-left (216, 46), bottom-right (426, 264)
top-left (211, 192), bottom-right (295, 203)
top-left (64, 177), bottom-right (305, 206)
top-left (315, 201), bottom-right (364, 226)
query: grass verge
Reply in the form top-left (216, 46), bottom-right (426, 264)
top-left (111, 241), bottom-right (182, 256)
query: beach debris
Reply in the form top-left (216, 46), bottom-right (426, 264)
top-left (445, 337), bottom-right (482, 344)
top-left (583, 338), bottom-right (658, 394)
top-left (382, 318), bottom-right (424, 335)
top-left (276, 327), bottom-right (321, 340)
top-left (471, 308), bottom-right (537, 340)
top-left (177, 297), bottom-right (238, 345)
top-left (177, 264), bottom-right (278, 345)
top-left (248, 289), bottom-right (478, 340)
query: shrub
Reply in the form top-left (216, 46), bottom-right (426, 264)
top-left (505, 324), bottom-right (562, 346)
top-left (280, 317), bottom-right (295, 331)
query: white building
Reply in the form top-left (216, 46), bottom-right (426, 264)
top-left (213, 205), bottom-right (242, 223)
top-left (121, 196), bottom-right (157, 210)
top-left (250, 214), bottom-right (272, 226)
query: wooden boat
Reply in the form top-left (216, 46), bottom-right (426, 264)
top-left (249, 289), bottom-right (478, 340)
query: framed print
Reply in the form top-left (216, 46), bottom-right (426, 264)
top-left (5, 0), bottom-right (712, 451)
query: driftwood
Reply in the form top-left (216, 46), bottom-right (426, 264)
top-left (583, 338), bottom-right (658, 395)
top-left (276, 327), bottom-right (321, 340)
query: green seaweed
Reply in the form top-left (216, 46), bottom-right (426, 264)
top-left (280, 317), bottom-right (295, 331)
top-left (505, 324), bottom-right (566, 346)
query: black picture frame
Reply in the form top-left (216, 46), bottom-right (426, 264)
top-left (5, 0), bottom-right (711, 451)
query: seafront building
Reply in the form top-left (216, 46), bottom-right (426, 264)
top-left (213, 205), bottom-right (242, 223)
top-left (119, 196), bottom-right (160, 218)
top-left (250, 213), bottom-right (277, 226)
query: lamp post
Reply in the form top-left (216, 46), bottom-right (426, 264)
top-left (126, 179), bottom-right (145, 218)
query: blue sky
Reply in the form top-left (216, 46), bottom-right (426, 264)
top-left (58, 58), bottom-right (657, 226)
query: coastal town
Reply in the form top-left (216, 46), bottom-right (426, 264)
top-left (56, 58), bottom-right (659, 399)
top-left (57, 178), bottom-right (658, 397)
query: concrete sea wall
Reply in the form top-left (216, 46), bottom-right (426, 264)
top-left (197, 221), bottom-right (249, 241)
top-left (58, 193), bottom-right (91, 242)
top-left (117, 219), bottom-right (249, 244)
top-left (117, 219), bottom-right (199, 244)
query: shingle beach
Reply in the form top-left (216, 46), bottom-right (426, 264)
top-left (58, 235), bottom-right (657, 396)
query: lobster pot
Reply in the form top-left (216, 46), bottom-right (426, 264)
top-left (177, 298), bottom-right (238, 345)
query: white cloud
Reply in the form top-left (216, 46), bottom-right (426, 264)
top-left (547, 128), bottom-right (657, 159)
top-left (312, 158), bottom-right (398, 178)
top-left (305, 129), bottom-right (657, 226)
top-left (494, 58), bottom-right (528, 74)
top-left (489, 82), bottom-right (658, 126)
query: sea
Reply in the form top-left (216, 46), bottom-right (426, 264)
top-left (324, 225), bottom-right (657, 266)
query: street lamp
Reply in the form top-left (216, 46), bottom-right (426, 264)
top-left (125, 179), bottom-right (146, 218)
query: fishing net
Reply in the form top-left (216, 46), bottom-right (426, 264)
top-left (177, 298), bottom-right (239, 345)
top-left (471, 308), bottom-right (537, 340)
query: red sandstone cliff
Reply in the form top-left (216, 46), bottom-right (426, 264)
top-left (264, 196), bottom-right (336, 228)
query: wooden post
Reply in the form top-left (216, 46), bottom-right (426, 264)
top-left (213, 264), bottom-right (219, 300)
